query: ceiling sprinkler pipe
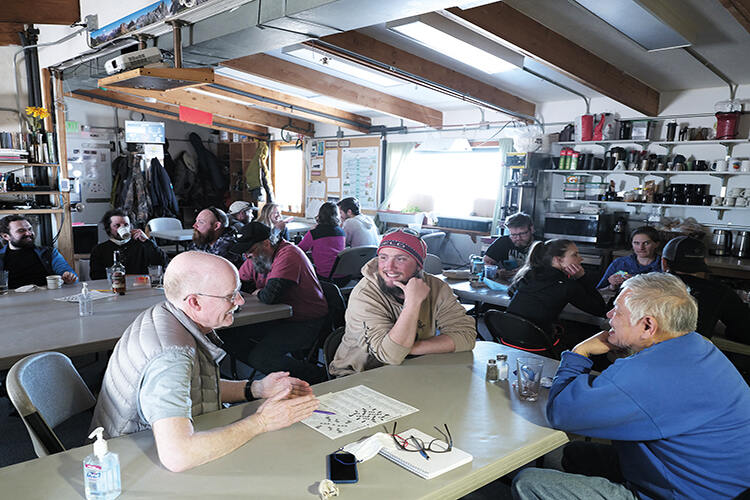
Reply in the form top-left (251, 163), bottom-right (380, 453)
top-left (682, 46), bottom-right (737, 101)
top-left (521, 66), bottom-right (590, 115)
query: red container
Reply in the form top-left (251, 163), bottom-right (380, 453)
top-left (716, 112), bottom-right (740, 140)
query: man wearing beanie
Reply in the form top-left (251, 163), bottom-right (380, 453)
top-left (329, 228), bottom-right (476, 376)
top-left (661, 236), bottom-right (750, 343)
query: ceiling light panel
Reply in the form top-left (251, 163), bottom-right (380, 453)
top-left (387, 12), bottom-right (524, 74)
top-left (284, 48), bottom-right (404, 87)
top-left (574, 0), bottom-right (691, 51)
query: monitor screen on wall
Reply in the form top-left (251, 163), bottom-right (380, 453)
top-left (124, 120), bottom-right (165, 144)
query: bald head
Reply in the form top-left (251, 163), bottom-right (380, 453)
top-left (164, 251), bottom-right (238, 306)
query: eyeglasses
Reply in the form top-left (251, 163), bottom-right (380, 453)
top-left (387, 422), bottom-right (453, 456)
top-left (183, 289), bottom-right (242, 303)
top-left (509, 229), bottom-right (531, 239)
top-left (384, 227), bottom-right (420, 237)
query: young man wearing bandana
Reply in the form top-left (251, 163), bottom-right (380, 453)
top-left (329, 228), bottom-right (477, 377)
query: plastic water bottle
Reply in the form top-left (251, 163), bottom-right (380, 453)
top-left (83, 427), bottom-right (121, 499)
top-left (79, 282), bottom-right (93, 317)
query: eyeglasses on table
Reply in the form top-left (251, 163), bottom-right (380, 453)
top-left (386, 422), bottom-right (453, 454)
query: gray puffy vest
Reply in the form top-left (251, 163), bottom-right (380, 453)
top-left (90, 301), bottom-right (224, 438)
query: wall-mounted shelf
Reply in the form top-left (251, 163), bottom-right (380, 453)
top-left (556, 139), bottom-right (750, 156)
top-left (0, 191), bottom-right (61, 195)
top-left (0, 208), bottom-right (64, 215)
top-left (543, 169), bottom-right (750, 178)
top-left (0, 162), bottom-right (60, 167)
top-left (547, 197), bottom-right (750, 220)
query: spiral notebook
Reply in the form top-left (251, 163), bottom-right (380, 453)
top-left (378, 428), bottom-right (473, 479)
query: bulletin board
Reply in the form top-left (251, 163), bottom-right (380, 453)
top-left (305, 136), bottom-right (381, 219)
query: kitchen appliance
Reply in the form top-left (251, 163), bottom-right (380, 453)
top-left (710, 229), bottom-right (732, 256)
top-left (491, 152), bottom-right (550, 235)
top-left (544, 211), bottom-right (627, 247)
top-left (732, 231), bottom-right (750, 258)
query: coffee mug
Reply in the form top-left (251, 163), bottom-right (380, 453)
top-left (712, 160), bottom-right (728, 172)
top-left (729, 158), bottom-right (742, 172)
top-left (46, 275), bottom-right (63, 289)
top-left (741, 160), bottom-right (750, 173)
top-left (736, 197), bottom-right (748, 207)
top-left (724, 197), bottom-right (736, 207)
top-left (117, 226), bottom-right (131, 239)
top-left (712, 197), bottom-right (724, 206)
top-left (729, 187), bottom-right (743, 198)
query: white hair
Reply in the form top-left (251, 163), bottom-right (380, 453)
top-left (620, 272), bottom-right (697, 337)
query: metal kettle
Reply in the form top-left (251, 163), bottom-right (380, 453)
top-left (732, 231), bottom-right (750, 258)
top-left (710, 229), bottom-right (732, 256)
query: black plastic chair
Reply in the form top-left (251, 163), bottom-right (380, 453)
top-left (323, 326), bottom-right (346, 380)
top-left (484, 310), bottom-right (561, 359)
top-left (421, 231), bottom-right (446, 256)
top-left (326, 245), bottom-right (378, 291)
top-left (304, 281), bottom-right (346, 364)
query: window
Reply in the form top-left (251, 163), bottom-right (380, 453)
top-left (272, 145), bottom-right (304, 215)
top-left (387, 148), bottom-right (502, 217)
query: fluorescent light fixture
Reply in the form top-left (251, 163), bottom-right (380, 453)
top-left (573, 0), bottom-right (691, 51)
top-left (388, 13), bottom-right (523, 74)
top-left (416, 138), bottom-right (473, 152)
top-left (284, 47), bottom-right (403, 88)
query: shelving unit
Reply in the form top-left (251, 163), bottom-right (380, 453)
top-left (0, 161), bottom-right (66, 224)
top-left (556, 138), bottom-right (750, 156)
top-left (217, 141), bottom-right (261, 203)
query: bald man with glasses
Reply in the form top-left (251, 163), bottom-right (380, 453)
top-left (90, 251), bottom-right (318, 472)
top-left (484, 212), bottom-right (536, 280)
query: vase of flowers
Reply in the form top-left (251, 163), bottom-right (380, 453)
top-left (25, 106), bottom-right (50, 163)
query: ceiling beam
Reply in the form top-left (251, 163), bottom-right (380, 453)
top-left (0, 1), bottom-right (80, 25)
top-left (106, 86), bottom-right (315, 136)
top-left (0, 23), bottom-right (23, 46)
top-left (315, 31), bottom-right (536, 119)
top-left (67, 88), bottom-right (271, 139)
top-left (447, 3), bottom-right (660, 116)
top-left (718, 0), bottom-right (750, 34)
top-left (204, 75), bottom-right (373, 133)
top-left (221, 54), bottom-right (443, 127)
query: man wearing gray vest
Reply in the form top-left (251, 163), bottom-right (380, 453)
top-left (90, 251), bottom-right (319, 472)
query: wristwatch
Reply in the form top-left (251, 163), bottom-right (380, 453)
top-left (244, 380), bottom-right (255, 401)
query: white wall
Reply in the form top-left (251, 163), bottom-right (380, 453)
top-left (0, 46), bottom-right (28, 133)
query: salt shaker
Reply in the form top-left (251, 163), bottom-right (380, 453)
top-left (496, 354), bottom-right (509, 381)
top-left (486, 359), bottom-right (499, 382)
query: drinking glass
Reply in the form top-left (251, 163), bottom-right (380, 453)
top-left (0, 270), bottom-right (8, 295)
top-left (148, 265), bottom-right (163, 288)
top-left (516, 357), bottom-right (544, 402)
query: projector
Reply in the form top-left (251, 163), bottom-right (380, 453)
top-left (105, 47), bottom-right (164, 75)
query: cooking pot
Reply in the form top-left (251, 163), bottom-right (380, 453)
top-left (710, 229), bottom-right (732, 256)
top-left (732, 231), bottom-right (750, 258)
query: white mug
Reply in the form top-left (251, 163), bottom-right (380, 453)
top-left (724, 197), bottom-right (736, 207)
top-left (712, 197), bottom-right (724, 206)
top-left (46, 275), bottom-right (63, 289)
top-left (729, 187), bottom-right (743, 198)
top-left (117, 225), bottom-right (131, 239)
top-left (712, 160), bottom-right (728, 172)
top-left (729, 158), bottom-right (742, 172)
top-left (736, 197), bottom-right (748, 207)
top-left (741, 160), bottom-right (750, 173)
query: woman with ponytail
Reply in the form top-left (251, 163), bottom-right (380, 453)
top-left (506, 239), bottom-right (607, 336)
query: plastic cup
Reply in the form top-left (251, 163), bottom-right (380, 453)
top-left (517, 357), bottom-right (544, 402)
top-left (148, 265), bottom-right (163, 288)
top-left (483, 264), bottom-right (498, 279)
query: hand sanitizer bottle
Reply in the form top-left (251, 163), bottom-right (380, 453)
top-left (79, 282), bottom-right (93, 317)
top-left (83, 427), bottom-right (121, 500)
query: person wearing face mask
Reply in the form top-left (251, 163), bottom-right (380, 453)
top-left (219, 222), bottom-right (329, 383)
top-left (507, 239), bottom-right (608, 337)
top-left (0, 214), bottom-right (77, 288)
top-left (89, 252), bottom-right (319, 472)
top-left (329, 229), bottom-right (477, 377)
top-left (597, 226), bottom-right (662, 291)
top-left (89, 209), bottom-right (169, 280)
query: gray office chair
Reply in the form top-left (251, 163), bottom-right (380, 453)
top-left (421, 231), bottom-right (446, 256)
top-left (323, 327), bottom-right (346, 380)
top-left (6, 352), bottom-right (97, 457)
top-left (327, 245), bottom-right (378, 290)
top-left (423, 253), bottom-right (443, 274)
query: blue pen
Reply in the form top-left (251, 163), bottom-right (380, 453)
top-left (314, 409), bottom-right (336, 415)
top-left (410, 436), bottom-right (430, 460)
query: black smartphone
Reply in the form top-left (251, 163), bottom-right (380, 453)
top-left (327, 452), bottom-right (358, 483)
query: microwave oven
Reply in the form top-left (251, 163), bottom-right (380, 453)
top-left (544, 212), bottom-right (626, 246)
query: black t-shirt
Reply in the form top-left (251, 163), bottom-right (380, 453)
top-left (678, 273), bottom-right (750, 344)
top-left (4, 247), bottom-right (48, 288)
top-left (485, 236), bottom-right (531, 269)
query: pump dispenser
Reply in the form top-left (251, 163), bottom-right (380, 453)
top-left (83, 427), bottom-right (121, 500)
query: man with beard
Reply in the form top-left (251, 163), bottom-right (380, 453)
top-left (0, 214), bottom-right (77, 288)
top-left (329, 228), bottom-right (476, 377)
top-left (227, 200), bottom-right (255, 232)
top-left (189, 207), bottom-right (241, 267)
top-left (484, 212), bottom-right (536, 280)
top-left (218, 222), bottom-right (328, 383)
top-left (90, 252), bottom-right (319, 472)
top-left (89, 209), bottom-right (168, 279)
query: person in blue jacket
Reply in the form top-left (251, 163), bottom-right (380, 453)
top-left (513, 272), bottom-right (750, 500)
top-left (0, 214), bottom-right (77, 288)
top-left (597, 226), bottom-right (661, 290)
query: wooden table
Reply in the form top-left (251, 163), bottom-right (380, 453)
top-left (0, 278), bottom-right (291, 370)
top-left (0, 342), bottom-right (568, 499)
top-left (446, 278), bottom-right (608, 328)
